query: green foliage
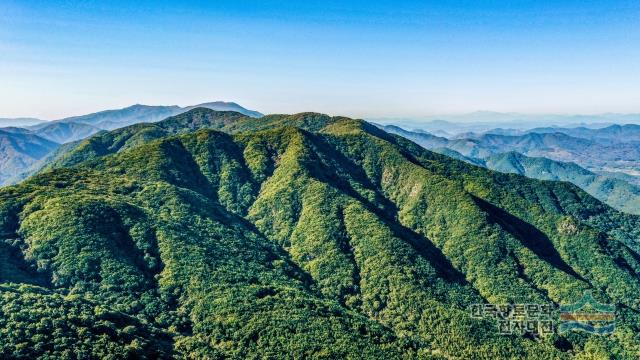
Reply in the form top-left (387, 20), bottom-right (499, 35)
top-left (0, 283), bottom-right (172, 359)
top-left (1, 109), bottom-right (639, 358)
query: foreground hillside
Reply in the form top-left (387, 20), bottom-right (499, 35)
top-left (1, 109), bottom-right (640, 358)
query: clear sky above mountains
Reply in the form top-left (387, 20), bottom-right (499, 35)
top-left (1, 0), bottom-right (639, 119)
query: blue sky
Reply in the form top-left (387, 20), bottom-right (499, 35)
top-left (1, 0), bottom-right (639, 119)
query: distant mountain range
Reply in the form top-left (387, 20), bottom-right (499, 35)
top-left (0, 117), bottom-right (46, 127)
top-left (370, 111), bottom-right (640, 136)
top-left (382, 124), bottom-right (640, 174)
top-left (458, 124), bottom-right (640, 144)
top-left (485, 152), bottom-right (640, 214)
top-left (27, 101), bottom-right (263, 131)
top-left (29, 101), bottom-right (263, 131)
top-left (0, 102), bottom-right (262, 186)
top-left (381, 124), bottom-right (640, 214)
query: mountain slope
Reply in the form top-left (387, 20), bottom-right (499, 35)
top-left (2, 112), bottom-right (640, 358)
top-left (28, 104), bottom-right (181, 130)
top-left (0, 122), bottom-right (101, 149)
top-left (33, 109), bottom-right (351, 174)
top-left (37, 109), bottom-right (251, 173)
top-left (466, 132), bottom-right (640, 177)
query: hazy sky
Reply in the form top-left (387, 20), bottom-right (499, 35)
top-left (1, 0), bottom-right (639, 119)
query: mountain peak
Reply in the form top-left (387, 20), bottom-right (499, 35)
top-left (187, 101), bottom-right (263, 118)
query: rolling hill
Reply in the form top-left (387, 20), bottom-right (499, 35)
top-left (1, 109), bottom-right (640, 358)
top-left (31, 122), bottom-right (102, 143)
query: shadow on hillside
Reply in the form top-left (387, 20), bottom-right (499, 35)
top-left (472, 195), bottom-right (586, 282)
top-left (0, 204), bottom-right (52, 287)
top-left (305, 133), bottom-right (470, 286)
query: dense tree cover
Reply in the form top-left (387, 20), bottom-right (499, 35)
top-left (1, 108), bottom-right (640, 358)
top-left (0, 283), bottom-right (173, 359)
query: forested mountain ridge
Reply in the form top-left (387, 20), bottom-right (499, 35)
top-left (0, 102), bottom-right (263, 186)
top-left (1, 109), bottom-right (640, 358)
top-left (6, 109), bottom-right (251, 184)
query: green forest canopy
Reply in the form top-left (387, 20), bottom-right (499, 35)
top-left (1, 108), bottom-right (640, 359)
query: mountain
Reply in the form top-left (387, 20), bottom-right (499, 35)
top-left (1, 122), bottom-right (102, 144)
top-left (377, 125), bottom-right (450, 147)
top-left (36, 104), bottom-right (182, 129)
top-left (526, 124), bottom-right (640, 143)
top-left (0, 123), bottom-right (101, 185)
top-left (0, 117), bottom-right (45, 127)
top-left (2, 108), bottom-right (640, 358)
top-left (381, 125), bottom-right (640, 214)
top-left (596, 170), bottom-right (640, 186)
top-left (29, 101), bottom-right (263, 131)
top-left (0, 102), bottom-right (263, 186)
top-left (184, 101), bottom-right (263, 118)
top-left (434, 124), bottom-right (640, 144)
top-left (485, 152), bottom-right (640, 215)
top-left (30, 109), bottom-right (252, 175)
top-left (474, 133), bottom-right (640, 177)
top-left (378, 125), bottom-right (493, 158)
top-left (369, 112), bottom-right (640, 136)
top-left (0, 129), bottom-right (60, 185)
top-left (30, 109), bottom-right (355, 177)
top-left (430, 147), bottom-right (486, 166)
top-left (0, 123), bottom-right (102, 185)
top-left (388, 124), bottom-right (640, 177)
top-left (31, 122), bottom-right (102, 143)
